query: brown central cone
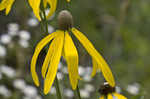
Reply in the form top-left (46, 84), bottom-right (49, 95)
top-left (98, 82), bottom-right (116, 95)
top-left (58, 10), bottom-right (73, 31)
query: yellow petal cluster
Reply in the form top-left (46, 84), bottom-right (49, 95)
top-left (31, 27), bottom-right (115, 94)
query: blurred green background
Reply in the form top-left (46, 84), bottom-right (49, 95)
top-left (0, 0), bottom-right (149, 99)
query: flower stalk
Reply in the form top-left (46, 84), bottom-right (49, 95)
top-left (76, 85), bottom-right (82, 99)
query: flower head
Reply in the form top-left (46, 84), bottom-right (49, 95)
top-left (99, 82), bottom-right (127, 99)
top-left (31, 10), bottom-right (115, 95)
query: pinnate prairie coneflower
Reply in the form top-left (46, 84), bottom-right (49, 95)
top-left (99, 82), bottom-right (127, 99)
top-left (31, 10), bottom-right (115, 94)
top-left (0, 0), bottom-right (70, 20)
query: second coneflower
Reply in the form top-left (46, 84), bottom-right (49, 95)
top-left (31, 10), bottom-right (115, 94)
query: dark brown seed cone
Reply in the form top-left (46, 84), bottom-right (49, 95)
top-left (98, 82), bottom-right (116, 95)
top-left (58, 10), bottom-right (73, 31)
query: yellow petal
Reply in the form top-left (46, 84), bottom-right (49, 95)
top-left (28, 0), bottom-right (41, 20)
top-left (91, 58), bottom-right (100, 77)
top-left (46, 0), bottom-right (57, 19)
top-left (0, 0), bottom-right (10, 10)
top-left (42, 31), bottom-right (60, 78)
top-left (71, 28), bottom-right (115, 87)
top-left (5, 0), bottom-right (15, 15)
top-left (43, 0), bottom-right (47, 8)
top-left (108, 94), bottom-right (113, 99)
top-left (44, 31), bottom-right (64, 94)
top-left (31, 32), bottom-right (57, 87)
top-left (99, 95), bottom-right (105, 99)
top-left (113, 93), bottom-right (127, 99)
top-left (0, 0), bottom-right (15, 14)
top-left (64, 31), bottom-right (80, 90)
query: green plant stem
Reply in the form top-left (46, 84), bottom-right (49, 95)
top-left (40, 2), bottom-right (48, 34)
top-left (40, 1), bottom-right (62, 99)
top-left (76, 85), bottom-right (82, 99)
top-left (54, 76), bottom-right (62, 99)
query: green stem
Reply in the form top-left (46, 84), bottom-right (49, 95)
top-left (40, 1), bottom-right (62, 99)
top-left (40, 1), bottom-right (48, 34)
top-left (54, 76), bottom-right (62, 99)
top-left (76, 85), bottom-right (82, 99)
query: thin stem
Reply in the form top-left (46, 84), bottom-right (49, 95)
top-left (40, 1), bottom-right (62, 99)
top-left (40, 1), bottom-right (48, 34)
top-left (54, 76), bottom-right (62, 99)
top-left (76, 85), bottom-right (82, 99)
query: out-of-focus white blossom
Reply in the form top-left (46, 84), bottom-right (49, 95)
top-left (83, 74), bottom-right (92, 82)
top-left (27, 18), bottom-right (39, 27)
top-left (0, 65), bottom-right (16, 78)
top-left (0, 34), bottom-right (12, 44)
top-left (84, 84), bottom-right (95, 92)
top-left (0, 85), bottom-right (12, 98)
top-left (13, 79), bottom-right (26, 90)
top-left (127, 83), bottom-right (140, 95)
top-left (62, 66), bottom-right (68, 74)
top-left (78, 66), bottom-right (86, 76)
top-left (49, 86), bottom-right (56, 94)
top-left (23, 85), bottom-right (37, 97)
top-left (116, 86), bottom-right (121, 93)
top-left (19, 39), bottom-right (29, 48)
top-left (58, 62), bottom-right (62, 70)
top-left (80, 89), bottom-right (90, 98)
top-left (8, 23), bottom-right (19, 36)
top-left (64, 89), bottom-right (74, 98)
top-left (19, 30), bottom-right (31, 41)
top-left (0, 45), bottom-right (6, 57)
top-left (84, 67), bottom-right (92, 75)
top-left (48, 25), bottom-right (54, 33)
top-left (57, 72), bottom-right (64, 80)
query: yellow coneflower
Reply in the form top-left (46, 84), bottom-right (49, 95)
top-left (31, 10), bottom-right (115, 95)
top-left (99, 82), bottom-right (127, 99)
top-left (0, 0), bottom-right (70, 20)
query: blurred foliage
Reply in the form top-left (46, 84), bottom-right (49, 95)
top-left (0, 0), bottom-right (150, 99)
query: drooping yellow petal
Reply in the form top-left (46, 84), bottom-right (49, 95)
top-left (64, 31), bottom-right (80, 90)
top-left (44, 31), bottom-right (64, 94)
top-left (99, 95), bottom-right (105, 99)
top-left (46, 0), bottom-right (57, 19)
top-left (43, 0), bottom-right (47, 8)
top-left (113, 93), bottom-right (127, 99)
top-left (0, 0), bottom-right (8, 11)
top-left (108, 94), bottom-right (113, 99)
top-left (91, 58), bottom-right (100, 77)
top-left (28, 0), bottom-right (41, 20)
top-left (31, 32), bottom-right (57, 86)
top-left (42, 31), bottom-right (60, 78)
top-left (71, 28), bottom-right (115, 87)
top-left (0, 0), bottom-right (15, 15)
